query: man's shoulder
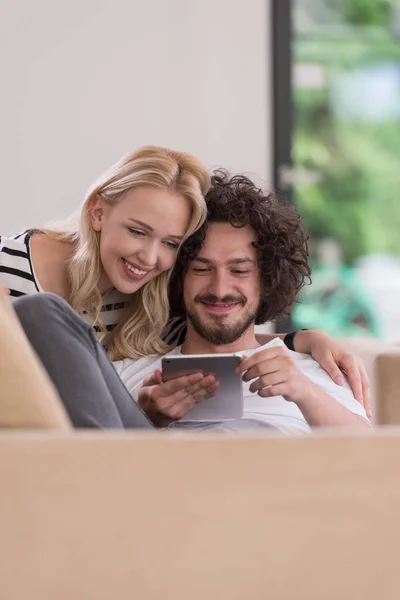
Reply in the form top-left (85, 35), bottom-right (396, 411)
top-left (241, 337), bottom-right (286, 357)
top-left (114, 346), bottom-right (182, 384)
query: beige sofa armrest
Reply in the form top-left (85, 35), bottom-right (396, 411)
top-left (0, 291), bottom-right (70, 429)
top-left (342, 337), bottom-right (400, 425)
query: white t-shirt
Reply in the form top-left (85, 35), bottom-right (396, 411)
top-left (114, 338), bottom-right (369, 433)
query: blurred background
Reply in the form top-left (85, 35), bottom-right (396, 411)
top-left (277, 0), bottom-right (400, 342)
top-left (1, 0), bottom-right (400, 341)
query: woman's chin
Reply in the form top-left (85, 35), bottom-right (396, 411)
top-left (111, 278), bottom-right (145, 295)
top-left (111, 271), bottom-right (156, 296)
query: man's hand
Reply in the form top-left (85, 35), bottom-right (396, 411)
top-left (237, 345), bottom-right (370, 428)
top-left (2, 287), bottom-right (10, 295)
top-left (137, 369), bottom-right (219, 427)
top-left (292, 331), bottom-right (371, 419)
top-left (237, 345), bottom-right (313, 404)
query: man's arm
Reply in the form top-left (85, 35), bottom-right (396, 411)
top-left (237, 344), bottom-right (370, 429)
top-left (256, 330), bottom-right (371, 418)
top-left (294, 383), bottom-right (371, 428)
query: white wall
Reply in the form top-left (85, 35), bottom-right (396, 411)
top-left (0, 0), bottom-right (272, 235)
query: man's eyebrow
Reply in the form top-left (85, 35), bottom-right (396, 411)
top-left (227, 258), bottom-right (256, 266)
top-left (127, 218), bottom-right (183, 240)
top-left (191, 257), bottom-right (213, 264)
top-left (191, 257), bottom-right (256, 265)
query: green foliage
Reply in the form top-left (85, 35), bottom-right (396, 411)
top-left (338, 0), bottom-right (392, 26)
top-left (293, 1), bottom-right (400, 264)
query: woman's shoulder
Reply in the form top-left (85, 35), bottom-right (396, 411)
top-left (0, 229), bottom-right (33, 248)
top-left (0, 230), bottom-right (38, 298)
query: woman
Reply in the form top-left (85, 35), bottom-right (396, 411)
top-left (0, 146), bottom-right (209, 360)
top-left (0, 146), bottom-right (370, 417)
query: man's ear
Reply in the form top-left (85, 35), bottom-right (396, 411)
top-left (88, 194), bottom-right (106, 232)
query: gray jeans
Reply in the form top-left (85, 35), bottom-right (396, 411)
top-left (14, 293), bottom-right (154, 430)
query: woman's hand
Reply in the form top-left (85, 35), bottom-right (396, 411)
top-left (292, 331), bottom-right (371, 419)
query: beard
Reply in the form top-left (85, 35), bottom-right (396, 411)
top-left (186, 293), bottom-right (259, 345)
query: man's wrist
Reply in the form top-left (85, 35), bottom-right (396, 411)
top-left (293, 379), bottom-right (320, 409)
top-left (292, 381), bottom-right (330, 427)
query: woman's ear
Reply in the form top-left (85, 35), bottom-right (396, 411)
top-left (88, 194), bottom-right (105, 232)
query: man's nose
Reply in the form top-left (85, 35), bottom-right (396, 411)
top-left (207, 271), bottom-right (230, 299)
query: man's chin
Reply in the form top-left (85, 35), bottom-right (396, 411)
top-left (198, 306), bottom-right (240, 323)
top-left (187, 303), bottom-right (259, 346)
top-left (188, 316), bottom-right (243, 345)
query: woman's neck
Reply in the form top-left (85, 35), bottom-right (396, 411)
top-left (97, 269), bottom-right (115, 296)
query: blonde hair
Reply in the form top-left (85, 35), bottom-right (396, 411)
top-left (43, 146), bottom-right (210, 360)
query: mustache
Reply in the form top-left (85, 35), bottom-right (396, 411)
top-left (195, 293), bottom-right (246, 305)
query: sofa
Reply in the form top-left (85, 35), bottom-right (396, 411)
top-left (342, 336), bottom-right (400, 424)
top-left (2, 291), bottom-right (400, 599)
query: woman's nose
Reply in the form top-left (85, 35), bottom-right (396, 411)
top-left (137, 241), bottom-right (158, 267)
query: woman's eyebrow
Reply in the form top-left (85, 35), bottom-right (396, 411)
top-left (127, 218), bottom-right (153, 232)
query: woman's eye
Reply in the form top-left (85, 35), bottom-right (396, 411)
top-left (164, 241), bottom-right (179, 250)
top-left (232, 270), bottom-right (250, 275)
top-left (128, 228), bottom-right (145, 237)
top-left (192, 268), bottom-right (210, 273)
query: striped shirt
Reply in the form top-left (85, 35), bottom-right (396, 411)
top-left (0, 230), bottom-right (186, 347)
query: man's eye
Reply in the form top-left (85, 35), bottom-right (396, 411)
top-left (128, 228), bottom-right (145, 237)
top-left (232, 270), bottom-right (250, 275)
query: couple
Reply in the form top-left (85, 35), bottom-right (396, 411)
top-left (1, 146), bottom-right (369, 431)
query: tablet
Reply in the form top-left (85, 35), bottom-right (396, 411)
top-left (161, 353), bottom-right (243, 421)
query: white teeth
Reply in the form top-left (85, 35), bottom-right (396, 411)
top-left (123, 260), bottom-right (146, 276)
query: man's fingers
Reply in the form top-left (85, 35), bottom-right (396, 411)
top-left (192, 381), bottom-right (220, 402)
top-left (166, 397), bottom-right (199, 420)
top-left (258, 383), bottom-right (288, 398)
top-left (241, 355), bottom-right (289, 383)
top-left (150, 373), bottom-right (219, 417)
top-left (155, 372), bottom-right (204, 397)
top-left (166, 376), bottom-right (219, 405)
top-left (249, 370), bottom-right (288, 394)
top-left (142, 369), bottom-right (163, 388)
top-left (237, 347), bottom-right (283, 374)
top-left (163, 383), bottom-right (218, 419)
top-left (186, 375), bottom-right (219, 397)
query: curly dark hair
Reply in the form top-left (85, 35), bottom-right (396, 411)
top-left (169, 169), bottom-right (311, 324)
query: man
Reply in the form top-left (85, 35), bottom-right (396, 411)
top-left (115, 171), bottom-right (370, 432)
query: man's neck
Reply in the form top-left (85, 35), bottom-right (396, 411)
top-left (181, 323), bottom-right (260, 355)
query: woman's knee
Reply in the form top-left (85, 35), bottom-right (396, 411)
top-left (13, 293), bottom-right (75, 334)
top-left (14, 292), bottom-right (66, 318)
